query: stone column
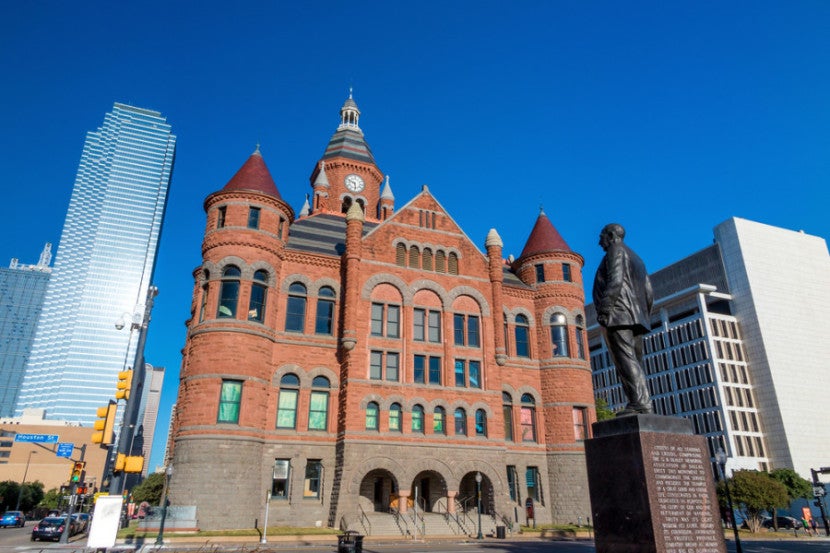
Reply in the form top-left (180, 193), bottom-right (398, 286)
top-left (447, 491), bottom-right (458, 514)
top-left (397, 490), bottom-right (410, 514)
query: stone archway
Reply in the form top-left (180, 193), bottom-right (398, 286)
top-left (459, 471), bottom-right (494, 515)
top-left (410, 470), bottom-right (448, 513)
top-left (359, 468), bottom-right (399, 513)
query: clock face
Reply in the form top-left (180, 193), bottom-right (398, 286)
top-left (345, 174), bottom-right (365, 193)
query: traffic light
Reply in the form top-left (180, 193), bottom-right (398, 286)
top-left (91, 401), bottom-right (117, 445)
top-left (115, 369), bottom-right (133, 400)
top-left (124, 455), bottom-right (144, 473)
top-left (114, 453), bottom-right (127, 472)
top-left (69, 461), bottom-right (85, 483)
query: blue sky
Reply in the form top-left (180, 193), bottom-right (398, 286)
top-left (2, 1), bottom-right (828, 472)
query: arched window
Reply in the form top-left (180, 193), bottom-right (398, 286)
top-left (389, 403), bottom-right (402, 432)
top-left (218, 266), bottom-right (241, 318)
top-left (341, 196), bottom-right (353, 214)
top-left (454, 408), bottom-right (467, 436)
top-left (285, 282), bottom-right (307, 332)
top-left (575, 315), bottom-right (586, 360)
top-left (433, 406), bottom-right (446, 435)
top-left (276, 374), bottom-right (300, 429)
top-left (502, 392), bottom-right (514, 442)
top-left (248, 269), bottom-right (269, 322)
top-left (366, 402), bottom-right (379, 431)
top-left (409, 246), bottom-right (420, 268)
top-left (475, 409), bottom-right (487, 437)
top-left (422, 248), bottom-right (433, 271)
top-left (396, 243), bottom-right (406, 267)
top-left (520, 394), bottom-right (537, 442)
top-left (315, 286), bottom-right (336, 335)
top-left (448, 252), bottom-right (459, 275)
top-left (550, 313), bottom-right (569, 357)
top-left (308, 376), bottom-right (330, 431)
top-left (514, 314), bottom-right (530, 357)
top-left (435, 250), bottom-right (446, 273)
top-left (412, 405), bottom-right (425, 433)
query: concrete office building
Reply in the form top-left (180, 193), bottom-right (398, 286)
top-left (589, 217), bottom-right (830, 478)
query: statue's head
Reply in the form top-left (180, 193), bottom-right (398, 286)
top-left (599, 223), bottom-right (625, 250)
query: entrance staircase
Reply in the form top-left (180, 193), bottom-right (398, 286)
top-left (355, 510), bottom-right (497, 539)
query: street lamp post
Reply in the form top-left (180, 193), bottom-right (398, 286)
top-left (155, 465), bottom-right (174, 545)
top-left (475, 472), bottom-right (483, 539)
top-left (15, 450), bottom-right (37, 510)
top-left (715, 448), bottom-right (743, 553)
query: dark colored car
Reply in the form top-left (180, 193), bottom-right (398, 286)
top-left (0, 511), bottom-right (25, 528)
top-left (31, 517), bottom-right (72, 541)
top-left (762, 516), bottom-right (799, 530)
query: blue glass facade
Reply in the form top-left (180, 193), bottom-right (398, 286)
top-left (15, 103), bottom-right (176, 424)
top-left (0, 245), bottom-right (52, 417)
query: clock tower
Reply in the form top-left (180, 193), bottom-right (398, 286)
top-left (309, 92), bottom-right (386, 220)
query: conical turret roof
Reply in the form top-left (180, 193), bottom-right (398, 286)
top-left (519, 209), bottom-right (570, 258)
top-left (223, 147), bottom-right (282, 199)
top-left (322, 93), bottom-right (376, 164)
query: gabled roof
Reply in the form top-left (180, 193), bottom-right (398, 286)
top-left (519, 209), bottom-right (571, 258)
top-left (222, 148), bottom-right (282, 199)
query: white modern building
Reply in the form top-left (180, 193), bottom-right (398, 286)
top-left (589, 217), bottom-right (830, 479)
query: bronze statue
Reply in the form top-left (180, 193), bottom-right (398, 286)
top-left (592, 223), bottom-right (654, 416)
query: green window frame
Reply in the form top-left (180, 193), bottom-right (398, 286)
top-left (217, 380), bottom-right (242, 424)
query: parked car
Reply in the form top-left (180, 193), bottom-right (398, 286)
top-left (71, 513), bottom-right (90, 533)
top-left (0, 511), bottom-right (25, 528)
top-left (31, 517), bottom-right (69, 541)
top-left (762, 516), bottom-right (800, 530)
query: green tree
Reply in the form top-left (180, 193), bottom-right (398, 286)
top-left (766, 468), bottom-right (812, 529)
top-left (39, 487), bottom-right (63, 510)
top-left (595, 397), bottom-right (615, 421)
top-left (0, 481), bottom-right (20, 512)
top-left (720, 470), bottom-right (789, 532)
top-left (17, 481), bottom-right (44, 513)
top-left (130, 472), bottom-right (165, 505)
top-left (0, 480), bottom-right (44, 513)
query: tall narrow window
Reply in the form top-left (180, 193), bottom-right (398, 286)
top-left (502, 392), bottom-right (514, 442)
top-left (248, 206), bottom-right (261, 229)
top-left (278, 218), bottom-right (285, 240)
top-left (453, 314), bottom-right (480, 347)
top-left (423, 248), bottom-right (433, 271)
top-left (277, 374), bottom-right (300, 429)
top-left (469, 360), bottom-right (481, 388)
top-left (409, 246), bottom-right (420, 268)
top-left (315, 286), bottom-right (336, 335)
top-left (433, 406), bottom-right (446, 434)
top-left (448, 252), bottom-right (459, 275)
top-left (396, 243), bottom-right (406, 266)
top-left (428, 356), bottom-right (442, 385)
top-left (386, 352), bottom-right (399, 381)
top-left (198, 279), bottom-right (209, 322)
top-left (575, 315), bottom-right (586, 360)
top-left (308, 376), bottom-right (330, 431)
top-left (272, 459), bottom-right (290, 499)
top-left (413, 308), bottom-right (425, 341)
top-left (412, 405), bottom-right (425, 433)
top-left (562, 263), bottom-right (572, 282)
top-left (453, 314), bottom-right (465, 346)
top-left (467, 316), bottom-right (480, 347)
top-left (389, 403), bottom-right (402, 432)
top-left (371, 303), bottom-right (400, 338)
top-left (428, 311), bottom-right (441, 342)
top-left (414, 355), bottom-right (425, 383)
top-left (535, 263), bottom-right (545, 283)
top-left (550, 313), bottom-right (569, 357)
top-left (217, 206), bottom-right (226, 228)
top-left (435, 250), bottom-right (446, 273)
top-left (573, 407), bottom-right (588, 441)
top-left (217, 380), bottom-right (242, 423)
top-left (370, 351), bottom-right (383, 380)
top-left (526, 466), bottom-right (542, 503)
top-left (366, 402), bottom-right (379, 430)
top-left (248, 269), bottom-right (268, 322)
top-left (454, 359), bottom-right (466, 387)
top-left (520, 394), bottom-right (537, 442)
top-left (218, 266), bottom-right (241, 318)
top-left (475, 409), bottom-right (487, 436)
top-left (514, 314), bottom-right (530, 357)
top-left (506, 465), bottom-right (518, 502)
top-left (454, 408), bottom-right (467, 436)
top-left (304, 460), bottom-right (322, 498)
top-left (285, 282), bottom-right (307, 332)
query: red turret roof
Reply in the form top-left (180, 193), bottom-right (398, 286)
top-left (519, 210), bottom-right (570, 258)
top-left (222, 150), bottom-right (282, 199)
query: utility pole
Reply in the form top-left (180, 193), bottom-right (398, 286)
top-left (810, 467), bottom-right (830, 536)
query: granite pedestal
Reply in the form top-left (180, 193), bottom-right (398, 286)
top-left (585, 415), bottom-right (726, 553)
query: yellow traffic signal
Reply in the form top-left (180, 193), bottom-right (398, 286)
top-left (69, 461), bottom-right (85, 483)
top-left (115, 369), bottom-right (133, 400)
top-left (114, 453), bottom-right (127, 471)
top-left (91, 401), bottom-right (117, 445)
top-left (124, 456), bottom-right (144, 473)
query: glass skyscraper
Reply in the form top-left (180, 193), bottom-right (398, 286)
top-left (15, 103), bottom-right (176, 425)
top-left (0, 245), bottom-right (52, 417)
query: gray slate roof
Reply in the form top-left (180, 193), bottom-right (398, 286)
top-left (286, 214), bottom-right (378, 257)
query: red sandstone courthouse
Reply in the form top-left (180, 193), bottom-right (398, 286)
top-left (168, 95), bottom-right (596, 534)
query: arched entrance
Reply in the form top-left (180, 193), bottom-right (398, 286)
top-left (459, 471), bottom-right (494, 515)
top-left (410, 470), bottom-right (448, 513)
top-left (359, 469), bottom-right (399, 512)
